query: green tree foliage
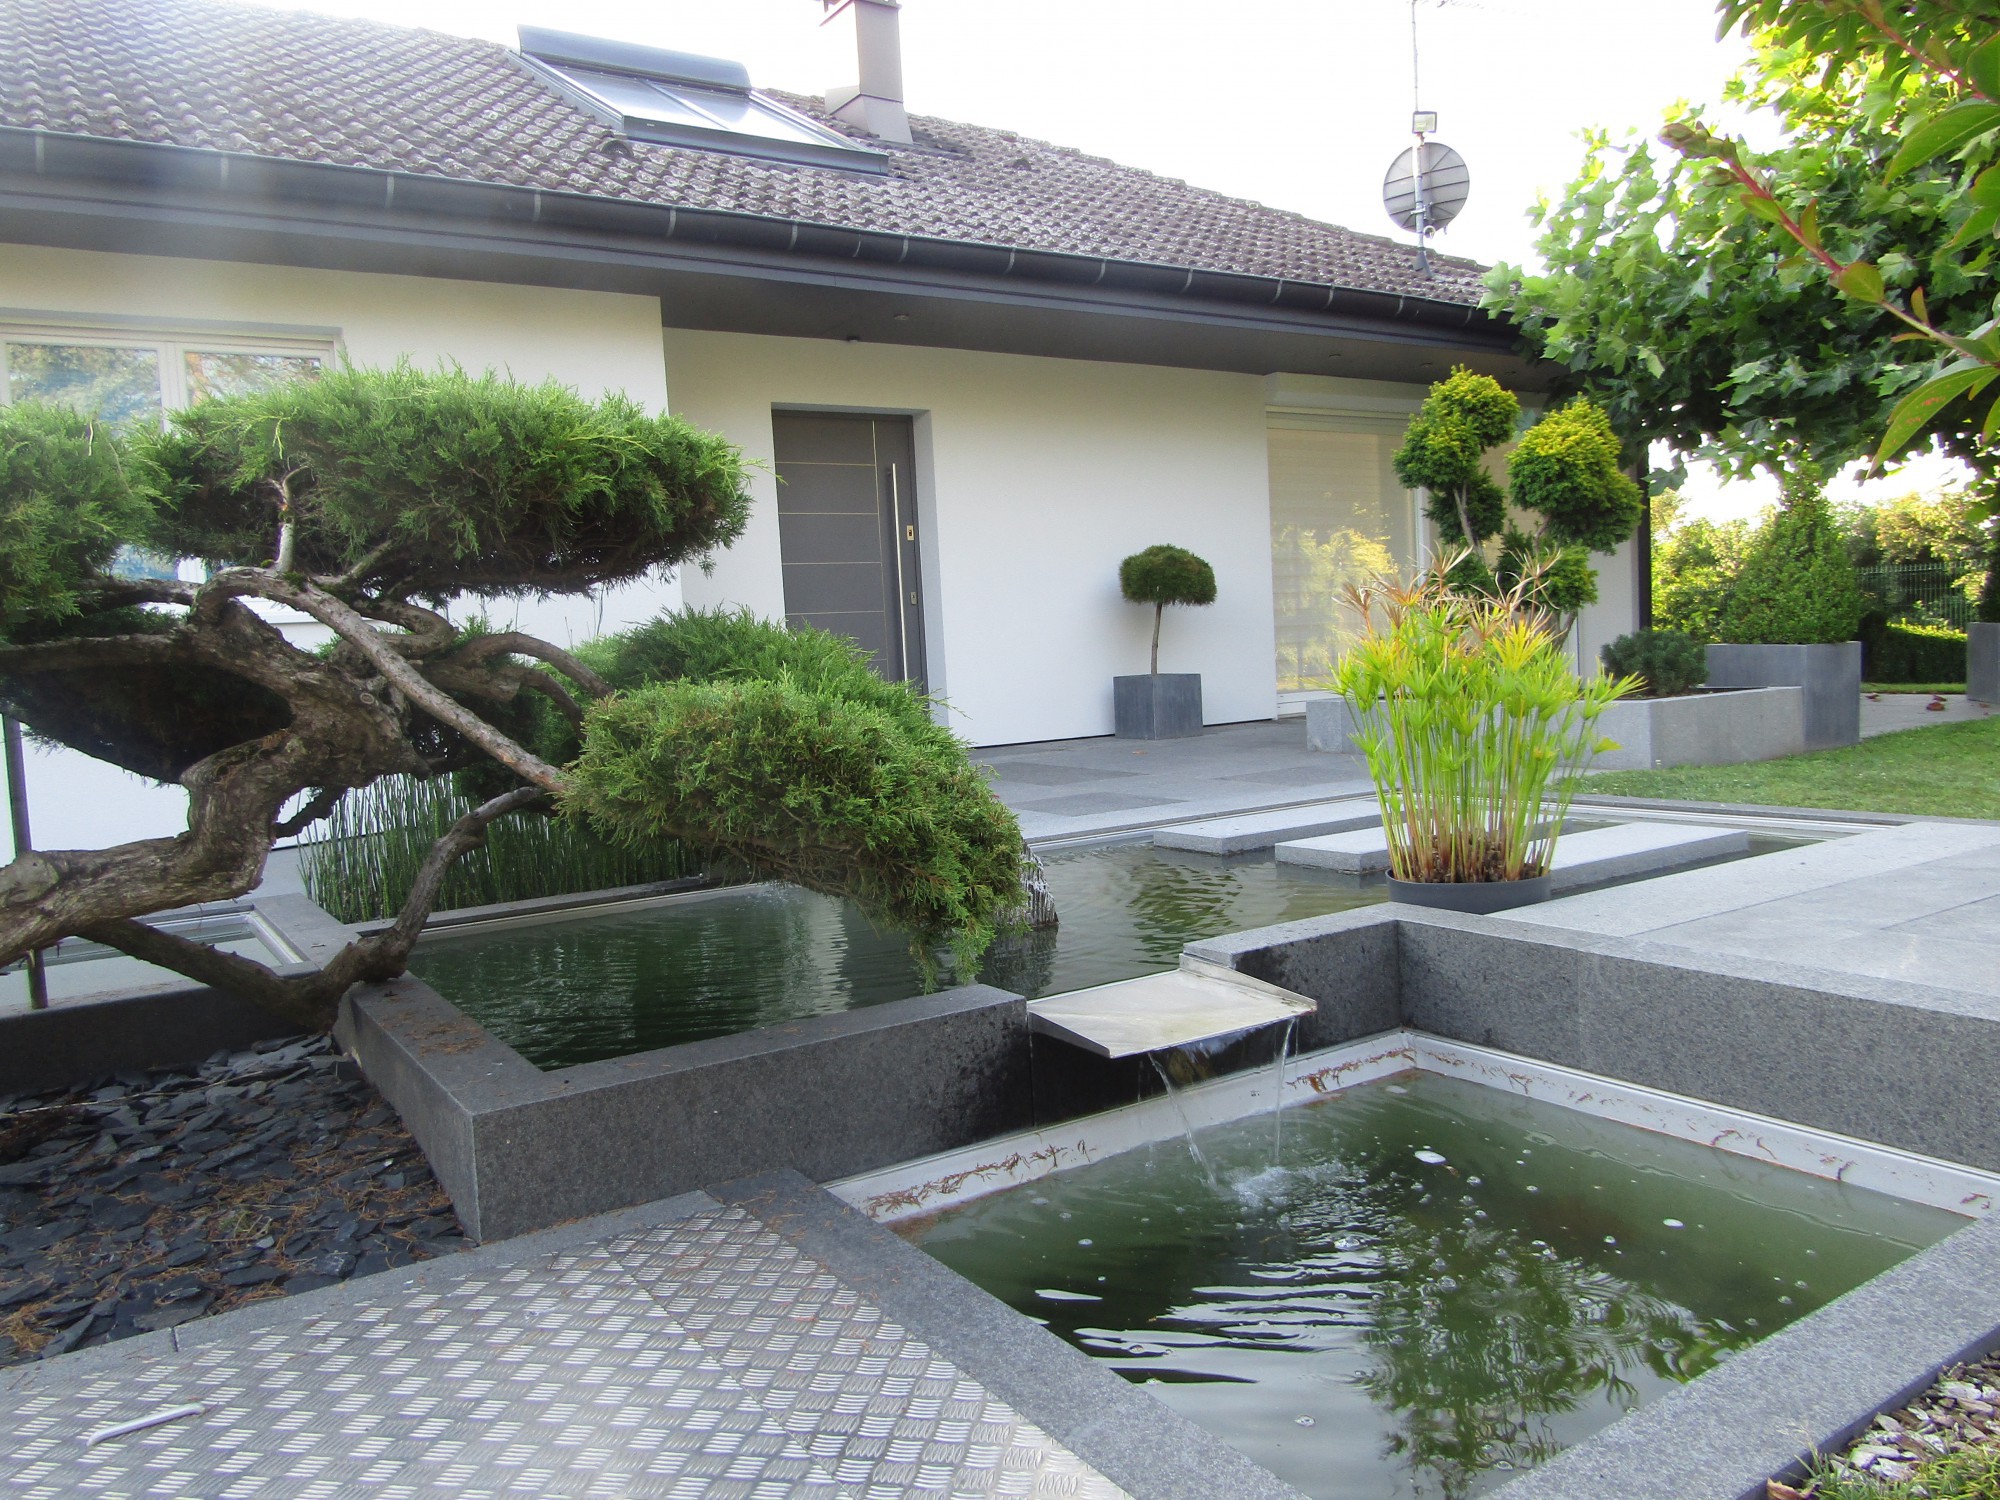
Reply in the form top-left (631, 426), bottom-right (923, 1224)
top-left (147, 362), bottom-right (750, 595)
top-left (1392, 368), bottom-right (1517, 547)
top-left (569, 674), bottom-right (1023, 975)
top-left (0, 403), bottom-right (156, 641)
top-left (1392, 372), bottom-right (1641, 628)
top-left (1118, 543), bottom-right (1217, 673)
top-left (0, 369), bottom-right (1026, 1028)
top-left (1507, 399), bottom-right (1645, 553)
top-left (1486, 0), bottom-right (2000, 627)
top-left (1652, 512), bottom-right (1754, 643)
top-left (1600, 629), bottom-right (1709, 698)
top-left (1719, 485), bottom-right (1866, 644)
top-left (1117, 544), bottom-right (1217, 607)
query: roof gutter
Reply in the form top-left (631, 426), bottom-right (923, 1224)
top-left (0, 126), bottom-right (1512, 347)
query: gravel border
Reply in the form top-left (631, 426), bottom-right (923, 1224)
top-left (0, 1033), bottom-right (469, 1363)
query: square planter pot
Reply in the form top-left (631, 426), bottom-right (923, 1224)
top-left (1971, 622), bottom-right (2000, 708)
top-left (1114, 673), bottom-right (1202, 739)
top-left (1590, 687), bottom-right (1805, 770)
top-left (1705, 641), bottom-right (1861, 751)
top-left (1305, 696), bottom-right (1358, 753)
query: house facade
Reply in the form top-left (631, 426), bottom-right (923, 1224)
top-left (0, 0), bottom-right (1637, 852)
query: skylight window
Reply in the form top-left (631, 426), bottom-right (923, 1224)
top-left (519, 27), bottom-right (887, 173)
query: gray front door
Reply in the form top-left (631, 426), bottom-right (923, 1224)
top-left (771, 412), bottom-right (927, 689)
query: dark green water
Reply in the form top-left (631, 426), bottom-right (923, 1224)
top-left (906, 1073), bottom-right (1962, 1500)
top-left (409, 844), bottom-right (1384, 1070)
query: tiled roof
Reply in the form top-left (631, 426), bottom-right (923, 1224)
top-left (0, 0), bottom-right (1489, 306)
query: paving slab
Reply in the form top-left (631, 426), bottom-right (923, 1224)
top-left (1501, 821), bottom-right (2000, 1002)
top-left (1150, 798), bottom-right (1380, 855)
top-left (1275, 824), bottom-right (1394, 873)
top-left (1545, 820), bottom-right (1748, 889)
top-left (1274, 820), bottom-right (1751, 888)
top-left (979, 720), bottom-right (1372, 841)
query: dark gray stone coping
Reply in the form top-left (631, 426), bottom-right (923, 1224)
top-left (336, 972), bottom-right (1035, 1242)
top-left (717, 1169), bottom-right (1308, 1500)
top-left (1193, 903), bottom-right (2000, 1172)
top-left (1494, 1211), bottom-right (2000, 1500)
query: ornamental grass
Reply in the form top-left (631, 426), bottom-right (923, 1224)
top-left (1332, 557), bottom-right (1634, 884)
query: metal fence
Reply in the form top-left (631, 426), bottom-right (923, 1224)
top-left (1856, 561), bottom-right (1974, 628)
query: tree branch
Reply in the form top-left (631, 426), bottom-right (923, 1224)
top-left (0, 634), bottom-right (191, 675)
top-left (273, 785), bottom-right (347, 840)
top-left (79, 918), bottom-right (338, 1031)
top-left (198, 569), bottom-right (568, 793)
top-left (452, 633), bottom-right (615, 699)
top-left (79, 785), bottom-right (549, 1031)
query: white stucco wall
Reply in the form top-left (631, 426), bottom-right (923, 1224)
top-left (664, 330), bottom-right (1280, 747)
top-left (0, 246), bottom-right (678, 858)
top-left (1573, 535), bottom-right (1643, 680)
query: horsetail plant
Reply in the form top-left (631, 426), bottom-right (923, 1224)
top-left (1332, 554), bottom-right (1636, 884)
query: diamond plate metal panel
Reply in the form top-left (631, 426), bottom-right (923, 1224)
top-left (1, 1205), bottom-right (1128, 1500)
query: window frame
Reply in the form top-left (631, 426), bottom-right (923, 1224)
top-left (0, 322), bottom-right (339, 420)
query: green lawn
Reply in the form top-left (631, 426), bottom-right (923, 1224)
top-left (1864, 682), bottom-right (1967, 694)
top-left (1578, 714), bottom-right (2000, 820)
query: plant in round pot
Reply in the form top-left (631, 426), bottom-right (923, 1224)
top-left (1333, 561), bottom-right (1634, 913)
top-left (1114, 544), bottom-right (1217, 739)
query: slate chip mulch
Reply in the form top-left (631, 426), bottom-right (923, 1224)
top-left (0, 1033), bottom-right (469, 1365)
top-left (1769, 1353), bottom-right (2000, 1496)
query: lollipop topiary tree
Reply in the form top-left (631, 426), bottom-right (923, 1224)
top-left (1119, 543), bottom-right (1218, 674)
top-left (0, 364), bottom-right (1030, 1030)
top-left (1113, 544), bottom-right (1217, 739)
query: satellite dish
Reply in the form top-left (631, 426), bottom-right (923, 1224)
top-left (1383, 141), bottom-right (1470, 236)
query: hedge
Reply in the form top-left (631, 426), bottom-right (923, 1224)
top-left (1861, 619), bottom-right (1967, 683)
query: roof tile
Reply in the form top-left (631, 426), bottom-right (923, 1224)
top-left (0, 0), bottom-right (1488, 305)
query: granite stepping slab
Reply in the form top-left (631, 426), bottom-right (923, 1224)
top-left (1275, 819), bottom-right (1749, 887)
top-left (1151, 799), bottom-right (1381, 855)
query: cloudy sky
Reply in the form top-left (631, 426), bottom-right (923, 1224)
top-left (230, 0), bottom-right (1948, 514)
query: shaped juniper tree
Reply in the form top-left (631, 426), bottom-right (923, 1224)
top-left (0, 366), bottom-right (1028, 1030)
top-left (1392, 369), bottom-right (1642, 631)
top-left (1118, 544), bottom-right (1217, 673)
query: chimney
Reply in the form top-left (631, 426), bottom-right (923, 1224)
top-left (823, 0), bottom-right (911, 144)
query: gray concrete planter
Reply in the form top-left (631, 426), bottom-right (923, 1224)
top-left (1706, 641), bottom-right (1862, 751)
top-left (1305, 696), bottom-right (1358, 753)
top-left (1591, 686), bottom-right (1805, 771)
top-left (1114, 672), bottom-right (1202, 739)
top-left (1971, 621), bottom-right (2000, 707)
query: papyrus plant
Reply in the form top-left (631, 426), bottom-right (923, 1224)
top-left (1332, 557), bottom-right (1635, 884)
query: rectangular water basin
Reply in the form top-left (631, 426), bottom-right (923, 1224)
top-left (409, 842), bottom-right (1385, 1070)
top-left (892, 1061), bottom-right (1969, 1500)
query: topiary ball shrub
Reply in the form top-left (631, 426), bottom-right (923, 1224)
top-left (1119, 544), bottom-right (1217, 673)
top-left (1600, 629), bottom-right (1708, 698)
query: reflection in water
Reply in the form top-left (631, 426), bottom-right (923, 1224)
top-left (412, 844), bottom-right (1383, 1070)
top-left (908, 1074), bottom-right (1961, 1500)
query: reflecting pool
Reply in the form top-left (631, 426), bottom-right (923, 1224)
top-left (906, 1072), bottom-right (1962, 1500)
top-left (410, 843), bottom-right (1384, 1069)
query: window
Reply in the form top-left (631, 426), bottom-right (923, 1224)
top-left (1268, 414), bottom-right (1423, 695)
top-left (0, 326), bottom-right (331, 578)
top-left (518, 27), bottom-right (888, 173)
